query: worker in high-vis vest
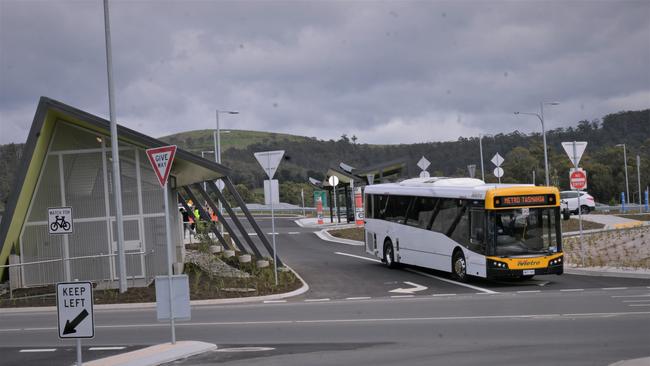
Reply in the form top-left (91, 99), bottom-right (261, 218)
top-left (210, 207), bottom-right (218, 223)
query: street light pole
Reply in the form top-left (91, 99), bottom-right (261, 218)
top-left (514, 101), bottom-right (559, 187)
top-left (637, 155), bottom-right (642, 213)
top-left (479, 134), bottom-right (485, 181)
top-left (616, 144), bottom-right (630, 204)
top-left (214, 110), bottom-right (238, 231)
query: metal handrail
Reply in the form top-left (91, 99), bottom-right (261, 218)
top-left (0, 251), bottom-right (148, 269)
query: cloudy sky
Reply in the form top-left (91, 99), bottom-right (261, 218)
top-left (1, 0), bottom-right (648, 145)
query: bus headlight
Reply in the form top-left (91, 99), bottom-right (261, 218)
top-left (549, 257), bottom-right (563, 266)
top-left (490, 261), bottom-right (508, 269)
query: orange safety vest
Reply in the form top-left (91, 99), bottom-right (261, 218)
top-left (211, 210), bottom-right (218, 222)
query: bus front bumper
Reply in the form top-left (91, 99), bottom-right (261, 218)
top-left (487, 264), bottom-right (563, 279)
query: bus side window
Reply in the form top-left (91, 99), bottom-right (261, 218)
top-left (469, 209), bottom-right (486, 255)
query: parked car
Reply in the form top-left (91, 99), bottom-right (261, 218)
top-left (560, 191), bottom-right (596, 217)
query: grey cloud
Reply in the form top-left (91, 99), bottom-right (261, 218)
top-left (1, 1), bottom-right (648, 145)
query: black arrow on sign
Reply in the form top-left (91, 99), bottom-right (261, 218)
top-left (63, 309), bottom-right (89, 335)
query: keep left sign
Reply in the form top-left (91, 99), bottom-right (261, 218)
top-left (57, 282), bottom-right (94, 339)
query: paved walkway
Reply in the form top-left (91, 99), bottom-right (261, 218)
top-left (579, 214), bottom-right (644, 230)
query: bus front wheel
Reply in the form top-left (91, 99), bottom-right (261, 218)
top-left (452, 251), bottom-right (468, 282)
top-left (383, 241), bottom-right (397, 269)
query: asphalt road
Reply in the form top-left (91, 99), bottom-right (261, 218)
top-left (1, 217), bottom-right (648, 365)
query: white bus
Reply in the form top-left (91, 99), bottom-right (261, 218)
top-left (364, 177), bottom-right (563, 281)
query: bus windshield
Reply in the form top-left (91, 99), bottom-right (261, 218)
top-left (489, 207), bottom-right (560, 257)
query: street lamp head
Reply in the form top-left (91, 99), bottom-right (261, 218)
top-left (227, 111), bottom-right (239, 114)
top-left (513, 111), bottom-right (520, 115)
top-left (544, 102), bottom-right (560, 106)
top-left (616, 144), bottom-right (625, 147)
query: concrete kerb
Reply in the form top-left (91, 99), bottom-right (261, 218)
top-left (0, 265), bottom-right (310, 314)
top-left (609, 356), bottom-right (650, 366)
top-left (84, 341), bottom-right (217, 366)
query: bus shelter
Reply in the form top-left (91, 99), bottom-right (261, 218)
top-left (0, 97), bottom-right (278, 289)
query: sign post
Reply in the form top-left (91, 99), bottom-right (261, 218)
top-left (57, 281), bottom-right (94, 366)
top-left (328, 176), bottom-right (340, 223)
top-left (145, 145), bottom-right (178, 344)
top-left (254, 150), bottom-right (285, 286)
top-left (562, 141), bottom-right (588, 266)
top-left (48, 207), bottom-right (73, 281)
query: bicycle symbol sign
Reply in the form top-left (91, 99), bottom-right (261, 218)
top-left (48, 207), bottom-right (73, 235)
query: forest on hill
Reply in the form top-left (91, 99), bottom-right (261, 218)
top-left (1, 109), bottom-right (648, 211)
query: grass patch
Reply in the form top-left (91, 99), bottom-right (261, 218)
top-left (561, 218), bottom-right (605, 232)
top-left (329, 227), bottom-right (365, 241)
top-left (615, 213), bottom-right (650, 221)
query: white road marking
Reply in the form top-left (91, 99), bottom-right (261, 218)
top-left (19, 349), bottom-right (56, 353)
top-left (247, 233), bottom-right (258, 236)
top-left (263, 300), bottom-right (286, 304)
top-left (89, 347), bottom-right (126, 351)
top-left (267, 232), bottom-right (279, 235)
top-left (602, 287), bottom-right (628, 290)
top-left (345, 297), bottom-right (372, 300)
top-left (628, 304), bottom-right (650, 307)
top-left (334, 252), bottom-right (381, 263)
top-left (4, 311), bottom-right (650, 333)
top-left (537, 281), bottom-right (550, 287)
top-left (389, 281), bottom-right (428, 294)
top-left (390, 295), bottom-right (414, 298)
top-left (288, 232), bottom-right (300, 235)
top-left (623, 300), bottom-right (650, 303)
top-left (560, 289), bottom-right (584, 292)
top-left (517, 290), bottom-right (541, 294)
top-left (304, 298), bottom-right (330, 302)
top-left (405, 268), bottom-right (498, 294)
top-left (612, 294), bottom-right (650, 298)
top-left (432, 293), bottom-right (457, 297)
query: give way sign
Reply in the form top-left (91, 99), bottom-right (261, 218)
top-left (570, 169), bottom-right (587, 190)
top-left (146, 146), bottom-right (177, 187)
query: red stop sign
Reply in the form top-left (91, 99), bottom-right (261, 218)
top-left (570, 170), bottom-right (587, 190)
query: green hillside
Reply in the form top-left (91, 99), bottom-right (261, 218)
top-left (159, 129), bottom-right (313, 156)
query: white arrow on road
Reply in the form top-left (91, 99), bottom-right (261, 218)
top-left (389, 281), bottom-right (428, 294)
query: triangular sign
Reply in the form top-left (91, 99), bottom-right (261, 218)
top-left (561, 141), bottom-right (587, 167)
top-left (254, 150), bottom-right (285, 179)
top-left (146, 145), bottom-right (177, 187)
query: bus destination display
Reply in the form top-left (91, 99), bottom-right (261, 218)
top-left (494, 194), bottom-right (554, 208)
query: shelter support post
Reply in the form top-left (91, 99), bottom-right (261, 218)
top-left (182, 186), bottom-right (248, 254)
top-left (222, 177), bottom-right (284, 267)
top-left (178, 194), bottom-right (234, 251)
top-left (197, 182), bottom-right (263, 258)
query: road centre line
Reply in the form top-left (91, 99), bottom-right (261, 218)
top-left (602, 287), bottom-right (628, 290)
top-left (288, 232), bottom-right (300, 235)
top-left (346, 297), bottom-right (372, 300)
top-left (391, 295), bottom-right (414, 298)
top-left (404, 268), bottom-right (498, 294)
top-left (89, 347), bottom-right (126, 351)
top-left (4, 311), bottom-right (650, 333)
top-left (623, 300), bottom-right (650, 302)
top-left (517, 290), bottom-right (541, 294)
top-left (628, 304), bottom-right (650, 307)
top-left (247, 233), bottom-right (258, 236)
top-left (612, 294), bottom-right (650, 298)
top-left (560, 289), bottom-right (584, 292)
top-left (304, 298), bottom-right (330, 302)
top-left (263, 300), bottom-right (286, 304)
top-left (432, 294), bottom-right (457, 297)
top-left (334, 252), bottom-right (381, 263)
top-left (19, 349), bottom-right (56, 353)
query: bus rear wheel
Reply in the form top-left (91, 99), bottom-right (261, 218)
top-left (383, 241), bottom-right (397, 269)
top-left (452, 251), bottom-right (467, 282)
